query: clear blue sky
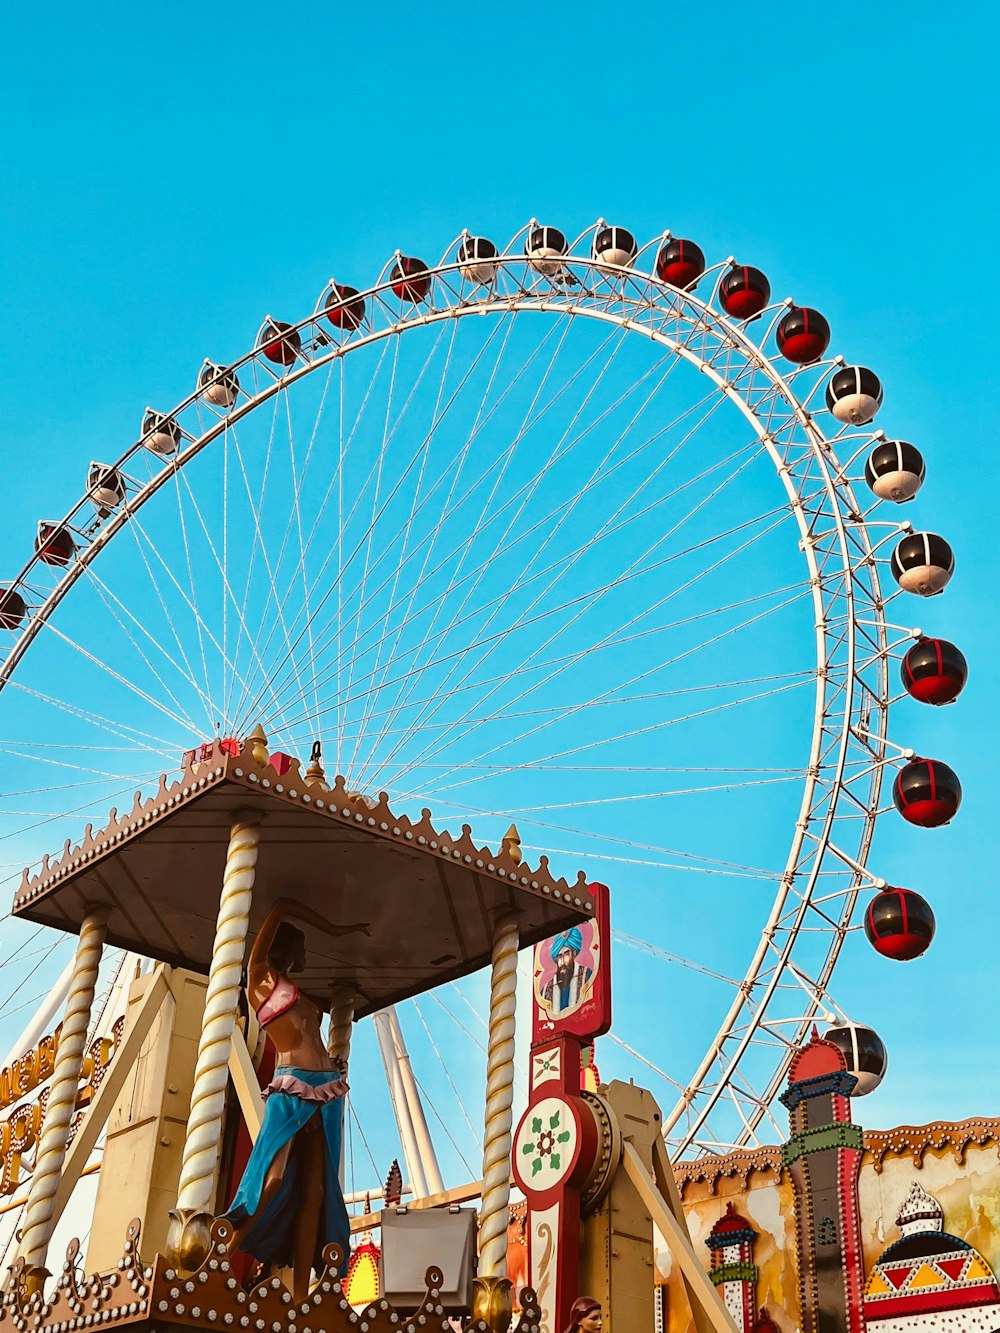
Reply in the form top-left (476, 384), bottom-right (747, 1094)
top-left (0, 3), bottom-right (997, 1181)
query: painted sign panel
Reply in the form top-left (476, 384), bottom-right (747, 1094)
top-left (532, 881), bottom-right (611, 1043)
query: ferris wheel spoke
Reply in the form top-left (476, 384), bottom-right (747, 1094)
top-left (291, 314), bottom-right (625, 734)
top-left (285, 327), bottom-right (698, 751)
top-left (412, 598), bottom-right (812, 798)
top-left (356, 340), bottom-right (673, 784)
top-left (411, 996), bottom-right (480, 1147)
top-left (226, 338), bottom-right (398, 732)
top-left (385, 496), bottom-right (791, 785)
top-left (254, 317), bottom-right (624, 746)
top-left (31, 616), bottom-right (201, 737)
top-left (345, 319), bottom-right (470, 778)
top-left (613, 930), bottom-right (743, 987)
top-left (75, 563), bottom-right (215, 739)
top-left (121, 492), bottom-right (284, 741)
top-left (393, 504), bottom-right (796, 791)
top-left (337, 323), bottom-right (443, 775)
top-left (234, 318), bottom-right (481, 736)
top-left (124, 461), bottom-right (218, 717)
top-left (292, 575), bottom-right (810, 745)
top-left (344, 318), bottom-right (540, 769)
top-left (360, 374), bottom-right (742, 784)
top-left (278, 366), bottom-right (339, 731)
top-left (4, 678), bottom-right (182, 760)
top-left (0, 769), bottom-right (170, 851)
top-left (607, 1033), bottom-right (686, 1095)
top-left (333, 660), bottom-right (811, 747)
top-left (214, 413), bottom-right (324, 738)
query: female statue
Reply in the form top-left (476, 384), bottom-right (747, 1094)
top-left (562, 1297), bottom-right (603, 1333)
top-left (226, 896), bottom-right (368, 1299)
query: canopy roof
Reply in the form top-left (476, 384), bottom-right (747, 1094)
top-left (12, 739), bottom-right (597, 1019)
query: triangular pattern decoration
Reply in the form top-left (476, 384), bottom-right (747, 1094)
top-left (937, 1257), bottom-right (969, 1282)
top-left (865, 1270), bottom-right (891, 1297)
top-left (967, 1256), bottom-right (993, 1282)
top-left (908, 1263), bottom-right (944, 1290)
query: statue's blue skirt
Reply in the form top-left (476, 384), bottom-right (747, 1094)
top-left (226, 1066), bottom-right (349, 1275)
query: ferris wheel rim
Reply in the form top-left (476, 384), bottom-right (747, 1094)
top-left (0, 235), bottom-right (894, 1157)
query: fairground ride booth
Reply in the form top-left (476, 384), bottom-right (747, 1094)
top-left (0, 734), bottom-right (740, 1333)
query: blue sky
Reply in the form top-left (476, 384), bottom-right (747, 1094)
top-left (0, 3), bottom-right (997, 1185)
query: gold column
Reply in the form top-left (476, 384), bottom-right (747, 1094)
top-left (473, 911), bottom-right (518, 1333)
top-left (19, 906), bottom-right (108, 1290)
top-left (168, 809), bottom-right (261, 1270)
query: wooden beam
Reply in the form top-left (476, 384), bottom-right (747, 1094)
top-left (621, 1142), bottom-right (739, 1333)
top-left (349, 1176), bottom-right (490, 1233)
top-left (227, 1026), bottom-right (264, 1142)
top-left (651, 1134), bottom-right (715, 1333)
top-left (50, 968), bottom-right (172, 1228)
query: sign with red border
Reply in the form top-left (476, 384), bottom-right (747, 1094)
top-left (531, 882), bottom-right (611, 1044)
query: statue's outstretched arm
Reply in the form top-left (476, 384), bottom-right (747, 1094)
top-left (276, 896), bottom-right (370, 940)
top-left (247, 896), bottom-right (370, 990)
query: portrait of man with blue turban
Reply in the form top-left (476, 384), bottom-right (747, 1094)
top-left (542, 925), bottom-right (594, 1016)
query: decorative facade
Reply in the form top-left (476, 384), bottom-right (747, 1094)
top-left (863, 1181), bottom-right (1000, 1331)
top-left (654, 1036), bottom-right (1000, 1333)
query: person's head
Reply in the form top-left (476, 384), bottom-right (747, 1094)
top-left (555, 946), bottom-right (577, 984)
top-left (551, 927), bottom-right (583, 986)
top-left (564, 1297), bottom-right (602, 1333)
top-left (269, 921), bottom-right (306, 974)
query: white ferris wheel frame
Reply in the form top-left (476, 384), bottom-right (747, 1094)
top-left (0, 220), bottom-right (908, 1157)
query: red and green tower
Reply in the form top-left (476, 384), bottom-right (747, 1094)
top-left (706, 1203), bottom-right (758, 1333)
top-left (780, 1029), bottom-right (865, 1333)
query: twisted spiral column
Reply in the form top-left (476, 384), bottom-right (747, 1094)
top-left (327, 985), bottom-right (355, 1071)
top-left (20, 906), bottom-right (108, 1276)
top-left (478, 912), bottom-right (519, 1278)
top-left (175, 810), bottom-right (261, 1214)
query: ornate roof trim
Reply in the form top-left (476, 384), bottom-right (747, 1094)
top-left (676, 1117), bottom-right (1000, 1193)
top-left (14, 737), bottom-right (591, 916)
top-left (863, 1117), bottom-right (1000, 1174)
top-left (675, 1146), bottom-right (784, 1196)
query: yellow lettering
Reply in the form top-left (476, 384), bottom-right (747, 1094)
top-left (0, 1019), bottom-right (121, 1196)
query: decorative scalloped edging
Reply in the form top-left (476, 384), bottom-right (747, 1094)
top-left (675, 1147), bottom-right (784, 1196)
top-left (14, 739), bottom-right (595, 920)
top-left (0, 1219), bottom-right (149, 1332)
top-left (862, 1116), bottom-right (1000, 1173)
top-left (0, 1219), bottom-right (544, 1333)
top-left (675, 1116), bottom-right (1000, 1195)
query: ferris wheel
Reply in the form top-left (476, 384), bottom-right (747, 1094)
top-left (0, 219), bottom-right (964, 1187)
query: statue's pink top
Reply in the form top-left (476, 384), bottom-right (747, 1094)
top-left (256, 975), bottom-right (300, 1026)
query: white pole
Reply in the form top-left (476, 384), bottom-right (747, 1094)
top-left (328, 986), bottom-right (354, 1186)
top-left (4, 955), bottom-right (76, 1066)
top-left (374, 1010), bottom-right (428, 1198)
top-left (386, 1006), bottom-right (444, 1195)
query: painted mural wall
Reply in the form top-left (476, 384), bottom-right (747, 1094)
top-left (656, 1121), bottom-right (1000, 1333)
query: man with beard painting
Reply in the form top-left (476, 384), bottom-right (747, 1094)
top-left (542, 927), bottom-right (593, 1016)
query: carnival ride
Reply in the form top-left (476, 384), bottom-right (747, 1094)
top-left (0, 220), bottom-right (966, 1331)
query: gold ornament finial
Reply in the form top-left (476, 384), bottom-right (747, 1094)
top-left (502, 823), bottom-right (522, 865)
top-left (249, 724), bottom-right (268, 766)
top-left (165, 1207), bottom-right (213, 1273)
top-left (472, 1276), bottom-right (513, 1333)
top-left (305, 740), bottom-right (327, 788)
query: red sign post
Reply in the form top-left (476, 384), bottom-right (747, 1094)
top-left (513, 884), bottom-right (611, 1333)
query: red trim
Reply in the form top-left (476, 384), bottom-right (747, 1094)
top-left (864, 1281), bottom-right (1000, 1318)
